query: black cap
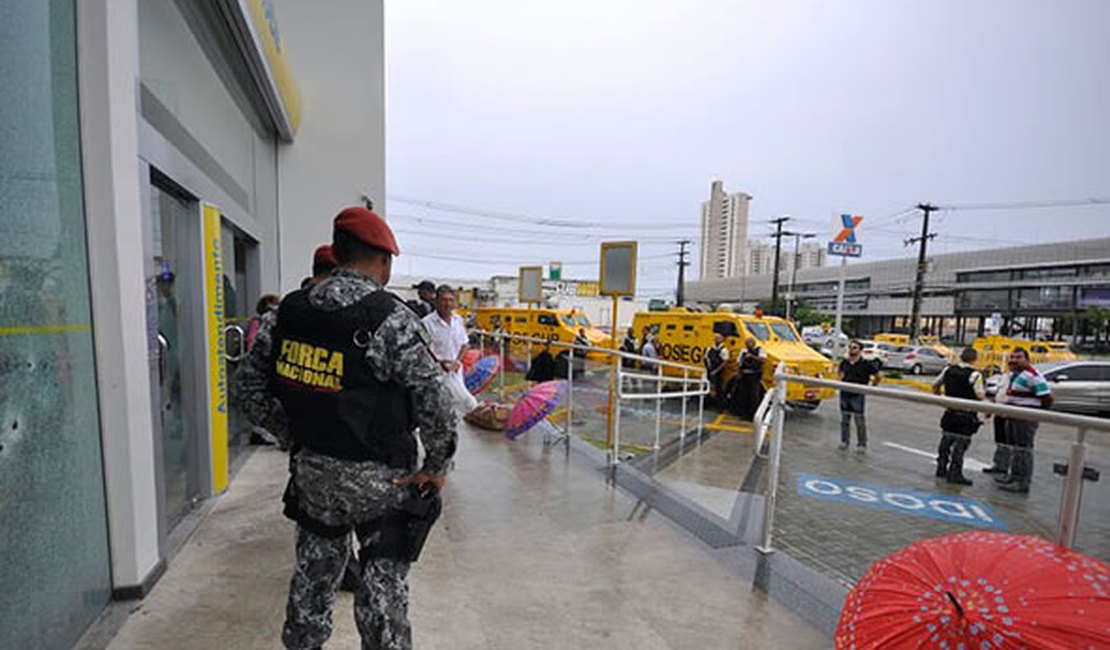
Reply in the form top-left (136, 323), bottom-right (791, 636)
top-left (413, 280), bottom-right (435, 292)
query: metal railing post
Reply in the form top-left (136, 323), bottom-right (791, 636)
top-left (757, 363), bottom-right (788, 555)
top-left (612, 362), bottom-right (623, 467)
top-left (1056, 427), bottom-right (1089, 548)
top-left (696, 371), bottom-right (705, 440)
top-left (653, 364), bottom-right (663, 451)
top-left (680, 368), bottom-right (689, 443)
top-left (526, 341), bottom-right (533, 374)
top-left (565, 344), bottom-right (574, 449)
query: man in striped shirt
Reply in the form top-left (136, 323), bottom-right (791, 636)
top-left (995, 347), bottom-right (1054, 494)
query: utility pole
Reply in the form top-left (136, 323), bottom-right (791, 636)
top-left (782, 230), bottom-right (816, 320)
top-left (906, 203), bottom-right (939, 342)
top-left (675, 239), bottom-right (691, 306)
top-left (769, 217), bottom-right (790, 316)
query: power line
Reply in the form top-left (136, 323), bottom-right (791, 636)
top-left (402, 249), bottom-right (673, 265)
top-left (938, 197), bottom-right (1110, 211)
top-left (388, 194), bottom-right (699, 231)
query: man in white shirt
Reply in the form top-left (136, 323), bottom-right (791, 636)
top-left (422, 285), bottom-right (469, 376)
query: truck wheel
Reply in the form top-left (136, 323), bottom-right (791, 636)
top-left (911, 364), bottom-right (923, 375)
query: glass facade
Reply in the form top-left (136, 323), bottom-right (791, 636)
top-left (0, 1), bottom-right (113, 647)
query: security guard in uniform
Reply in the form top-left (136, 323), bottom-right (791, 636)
top-left (731, 336), bottom-right (764, 420)
top-left (237, 206), bottom-right (456, 650)
top-left (933, 347), bottom-right (985, 486)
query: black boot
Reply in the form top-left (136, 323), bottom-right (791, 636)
top-left (946, 437), bottom-right (972, 486)
top-left (935, 462), bottom-right (947, 478)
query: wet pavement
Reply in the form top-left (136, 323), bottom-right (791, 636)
top-left (99, 419), bottom-right (827, 649)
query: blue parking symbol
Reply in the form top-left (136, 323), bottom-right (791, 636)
top-left (796, 473), bottom-right (1007, 531)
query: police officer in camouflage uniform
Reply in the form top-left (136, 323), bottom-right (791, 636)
top-left (237, 206), bottom-right (456, 650)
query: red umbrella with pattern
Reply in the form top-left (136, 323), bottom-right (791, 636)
top-left (836, 531), bottom-right (1110, 649)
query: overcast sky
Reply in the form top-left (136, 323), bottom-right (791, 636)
top-left (385, 0), bottom-right (1110, 297)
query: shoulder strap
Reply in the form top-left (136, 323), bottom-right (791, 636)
top-left (355, 289), bottom-right (403, 335)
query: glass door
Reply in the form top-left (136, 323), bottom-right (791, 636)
top-left (149, 178), bottom-right (201, 527)
top-left (223, 226), bottom-right (260, 457)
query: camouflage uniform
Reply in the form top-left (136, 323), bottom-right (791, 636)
top-left (236, 268), bottom-right (456, 650)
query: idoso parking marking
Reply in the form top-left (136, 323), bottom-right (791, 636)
top-left (795, 472), bottom-right (1007, 531)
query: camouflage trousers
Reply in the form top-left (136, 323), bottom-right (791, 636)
top-left (282, 526), bottom-right (411, 650)
top-left (282, 449), bottom-right (413, 649)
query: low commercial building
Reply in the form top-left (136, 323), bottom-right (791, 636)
top-left (686, 236), bottom-right (1110, 342)
top-left (1, 0), bottom-right (385, 646)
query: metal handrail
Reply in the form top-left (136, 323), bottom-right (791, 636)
top-left (772, 371), bottom-right (1110, 432)
top-left (758, 364), bottom-right (1106, 554)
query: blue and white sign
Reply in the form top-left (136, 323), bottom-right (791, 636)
top-left (796, 473), bottom-right (1007, 531)
top-left (828, 241), bottom-right (863, 257)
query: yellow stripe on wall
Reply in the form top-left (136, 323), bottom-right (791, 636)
top-left (203, 203), bottom-right (229, 494)
top-left (0, 324), bottom-right (91, 336)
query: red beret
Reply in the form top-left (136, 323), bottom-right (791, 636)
top-left (334, 206), bottom-right (399, 256)
top-left (313, 244), bottom-right (337, 268)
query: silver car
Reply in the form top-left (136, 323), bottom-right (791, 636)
top-left (901, 346), bottom-right (950, 375)
top-left (877, 343), bottom-right (909, 369)
top-left (987, 361), bottom-right (1110, 416)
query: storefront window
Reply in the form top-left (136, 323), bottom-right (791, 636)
top-left (956, 289), bottom-right (1011, 311)
top-left (0, 1), bottom-right (112, 647)
top-left (1016, 286), bottom-right (1075, 310)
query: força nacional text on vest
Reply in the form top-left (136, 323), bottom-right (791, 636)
top-left (276, 339), bottom-right (345, 391)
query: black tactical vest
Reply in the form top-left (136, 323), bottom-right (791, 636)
top-left (739, 346), bottom-right (763, 375)
top-left (706, 345), bottom-right (724, 369)
top-left (943, 365), bottom-right (978, 401)
top-left (272, 289), bottom-right (415, 467)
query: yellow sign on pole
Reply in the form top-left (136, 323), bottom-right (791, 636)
top-left (203, 203), bottom-right (229, 494)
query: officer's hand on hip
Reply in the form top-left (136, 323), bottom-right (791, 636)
top-left (394, 471), bottom-right (446, 492)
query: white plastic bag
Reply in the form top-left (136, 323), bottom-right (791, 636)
top-left (442, 371), bottom-right (478, 415)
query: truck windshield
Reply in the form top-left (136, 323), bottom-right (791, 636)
top-left (769, 322), bottom-right (799, 341)
top-left (745, 322), bottom-right (770, 341)
top-left (561, 316), bottom-right (577, 329)
top-left (575, 315), bottom-right (591, 329)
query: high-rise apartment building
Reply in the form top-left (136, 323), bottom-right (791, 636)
top-left (698, 181), bottom-right (752, 279)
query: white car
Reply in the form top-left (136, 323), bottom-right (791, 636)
top-left (856, 340), bottom-right (889, 365)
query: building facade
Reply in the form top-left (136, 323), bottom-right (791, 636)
top-left (687, 237), bottom-right (1110, 342)
top-left (698, 180), bottom-right (752, 280)
top-left (0, 0), bottom-right (385, 646)
top-left (745, 239), bottom-right (827, 277)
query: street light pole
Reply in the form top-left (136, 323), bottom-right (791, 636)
top-left (783, 231), bottom-right (816, 320)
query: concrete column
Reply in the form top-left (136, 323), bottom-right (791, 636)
top-left (77, 0), bottom-right (163, 595)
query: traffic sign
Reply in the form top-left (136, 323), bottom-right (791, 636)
top-left (828, 241), bottom-right (862, 257)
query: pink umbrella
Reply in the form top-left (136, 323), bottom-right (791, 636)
top-left (505, 380), bottom-right (567, 439)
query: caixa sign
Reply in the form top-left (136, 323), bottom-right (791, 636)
top-left (796, 473), bottom-right (1006, 531)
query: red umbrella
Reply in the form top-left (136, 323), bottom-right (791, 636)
top-left (461, 348), bottom-right (483, 373)
top-left (836, 531), bottom-right (1110, 649)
